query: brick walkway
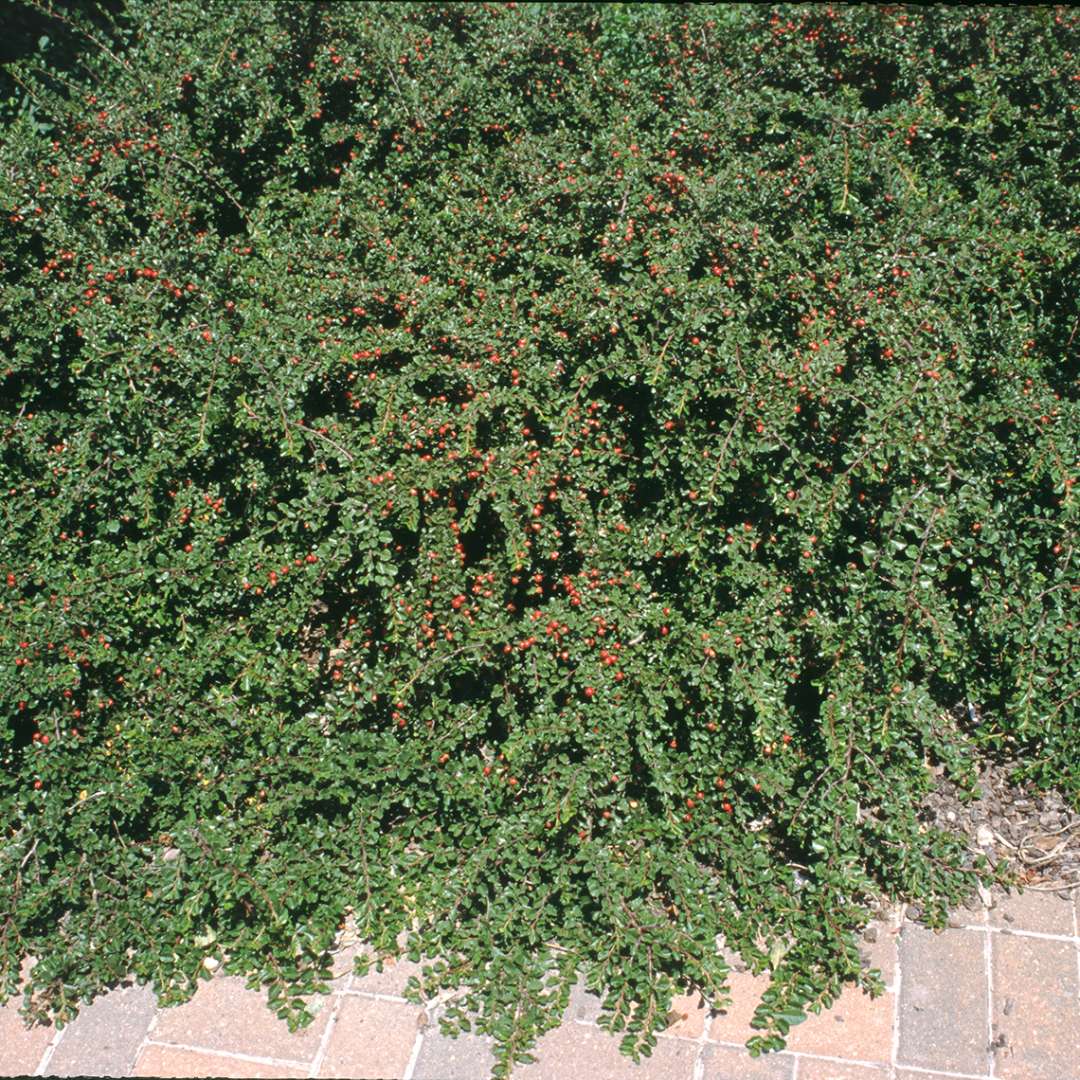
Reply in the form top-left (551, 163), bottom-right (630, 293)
top-left (3, 889), bottom-right (1078, 1079)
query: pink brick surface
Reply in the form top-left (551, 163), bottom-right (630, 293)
top-left (134, 1043), bottom-right (309, 1077)
top-left (699, 1043), bottom-right (794, 1079)
top-left (0, 957), bottom-right (56, 1076)
top-left (991, 932), bottom-right (1080, 1080)
top-left (0, 1000), bottom-right (55, 1076)
top-left (317, 995), bottom-right (423, 1078)
top-left (894, 1071), bottom-right (983, 1080)
top-left (661, 988), bottom-right (707, 1039)
top-left (783, 983), bottom-right (894, 1065)
top-left (988, 889), bottom-right (1076, 936)
top-left (44, 981), bottom-right (157, 1078)
top-left (149, 973), bottom-right (330, 1060)
top-left (859, 919), bottom-right (900, 985)
top-left (510, 1020), bottom-right (698, 1079)
top-left (796, 1061), bottom-right (891, 1080)
top-left (707, 968), bottom-right (772, 1045)
top-left (348, 948), bottom-right (424, 998)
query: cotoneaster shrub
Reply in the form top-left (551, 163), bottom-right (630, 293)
top-left (1, 3), bottom-right (1077, 1075)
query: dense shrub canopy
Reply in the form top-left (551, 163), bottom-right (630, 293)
top-left (1, 3), bottom-right (1077, 1073)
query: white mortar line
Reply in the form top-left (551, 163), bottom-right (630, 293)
top-left (957, 923), bottom-right (1077, 943)
top-left (129, 1002), bottom-right (161, 1074)
top-left (690, 984), bottom-right (712, 1080)
top-left (1073, 896), bottom-right (1080, 1020)
top-left (401, 1026), bottom-right (425, 1080)
top-left (341, 987), bottom-right (411, 1003)
top-left (984, 921), bottom-right (995, 1079)
top-left (787, 1049), bottom-right (894, 1069)
top-left (141, 1038), bottom-right (312, 1068)
top-left (308, 989), bottom-right (347, 1078)
top-left (891, 903), bottom-right (904, 1078)
top-left (32, 1022), bottom-right (66, 1078)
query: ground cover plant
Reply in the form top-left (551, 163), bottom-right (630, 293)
top-left (1, 2), bottom-right (1078, 1074)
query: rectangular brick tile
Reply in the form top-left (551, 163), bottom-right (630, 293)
top-left (859, 920), bottom-right (900, 986)
top-left (411, 1026), bottom-right (496, 1080)
top-left (700, 1043), bottom-right (794, 1080)
top-left (0, 999), bottom-right (56, 1076)
top-left (784, 984), bottom-right (894, 1065)
top-left (134, 1043), bottom-right (308, 1077)
top-left (991, 933), bottom-right (1080, 1080)
top-left (897, 925), bottom-right (988, 1076)
top-left (149, 973), bottom-right (329, 1062)
top-left (320, 939), bottom-right (362, 990)
top-left (796, 1061), bottom-right (890, 1080)
top-left (661, 988), bottom-right (707, 1039)
top-left (348, 947), bottom-right (425, 999)
top-left (511, 1020), bottom-right (698, 1080)
top-left (568, 978), bottom-right (605, 1024)
top-left (46, 980), bottom-right (157, 1078)
top-left (0, 955), bottom-right (58, 1076)
top-left (988, 889), bottom-right (1076, 936)
top-left (317, 995), bottom-right (423, 1079)
top-left (707, 968), bottom-right (771, 1045)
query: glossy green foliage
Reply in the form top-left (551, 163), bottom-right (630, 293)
top-left (1, 3), bottom-right (1077, 1074)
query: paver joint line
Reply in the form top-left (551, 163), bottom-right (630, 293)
top-left (960, 923), bottom-right (1080, 944)
top-left (401, 1027), bottom-right (425, 1080)
top-left (307, 985), bottom-right (347, 1079)
top-left (983, 923), bottom-right (994, 1079)
top-left (143, 1037), bottom-right (313, 1069)
top-left (341, 987), bottom-right (411, 1003)
top-left (31, 1025), bottom-right (66, 1079)
top-left (11, 898), bottom-right (1077, 1080)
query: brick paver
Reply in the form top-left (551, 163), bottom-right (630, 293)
top-left (894, 1071), bottom-right (980, 1080)
top-left (988, 888), bottom-right (1076, 936)
top-left (411, 1025), bottom-right (498, 1079)
top-left (796, 1060), bottom-right (890, 1079)
top-left (148, 973), bottom-right (330, 1060)
top-left (567, 978), bottom-right (605, 1024)
top-left (4, 902), bottom-right (1079, 1080)
top-left (316, 995), bottom-right (423, 1078)
top-left (990, 931), bottom-right (1080, 1080)
top-left (661, 988), bottom-right (707, 1039)
top-left (0, 999), bottom-right (56, 1076)
top-left (699, 1043), bottom-right (794, 1079)
top-left (132, 1043), bottom-right (309, 1078)
top-left (510, 1020), bottom-right (698, 1079)
top-left (897, 924), bottom-right (989, 1075)
top-left (0, 957), bottom-right (57, 1077)
top-left (348, 946), bottom-right (425, 999)
top-left (783, 982), bottom-right (894, 1065)
top-left (44, 980), bottom-right (157, 1078)
top-left (707, 967), bottom-right (772, 1045)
